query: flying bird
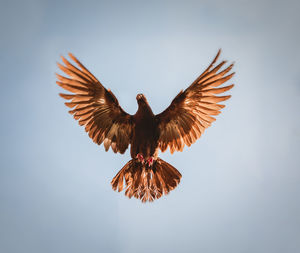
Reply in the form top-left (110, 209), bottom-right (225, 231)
top-left (56, 50), bottom-right (234, 202)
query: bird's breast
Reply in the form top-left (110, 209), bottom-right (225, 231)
top-left (134, 114), bottom-right (156, 137)
top-left (131, 114), bottom-right (159, 159)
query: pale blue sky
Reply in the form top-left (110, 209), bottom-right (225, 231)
top-left (1, 0), bottom-right (300, 252)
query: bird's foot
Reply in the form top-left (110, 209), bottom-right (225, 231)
top-left (136, 153), bottom-right (144, 164)
top-left (146, 156), bottom-right (154, 167)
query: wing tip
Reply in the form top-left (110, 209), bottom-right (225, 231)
top-left (64, 101), bottom-right (76, 108)
top-left (59, 93), bottom-right (73, 99)
top-left (211, 50), bottom-right (220, 65)
top-left (68, 52), bottom-right (75, 60)
top-left (226, 84), bottom-right (234, 91)
top-left (223, 95), bottom-right (232, 101)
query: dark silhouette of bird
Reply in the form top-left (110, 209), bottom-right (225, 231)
top-left (56, 50), bottom-right (234, 202)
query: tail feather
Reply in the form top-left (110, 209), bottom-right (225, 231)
top-left (111, 158), bottom-right (182, 202)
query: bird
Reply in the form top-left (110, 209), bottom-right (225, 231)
top-left (56, 49), bottom-right (234, 202)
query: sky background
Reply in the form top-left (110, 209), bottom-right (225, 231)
top-left (1, 0), bottom-right (299, 252)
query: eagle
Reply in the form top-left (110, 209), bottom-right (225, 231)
top-left (56, 50), bottom-right (234, 202)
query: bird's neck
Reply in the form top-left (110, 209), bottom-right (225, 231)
top-left (136, 102), bottom-right (154, 119)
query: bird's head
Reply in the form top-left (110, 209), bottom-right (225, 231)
top-left (136, 93), bottom-right (148, 105)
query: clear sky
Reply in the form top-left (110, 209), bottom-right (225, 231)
top-left (1, 0), bottom-right (299, 252)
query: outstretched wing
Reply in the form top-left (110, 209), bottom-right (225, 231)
top-left (155, 49), bottom-right (234, 153)
top-left (56, 53), bottom-right (133, 154)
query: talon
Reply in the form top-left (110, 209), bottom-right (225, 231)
top-left (136, 153), bottom-right (144, 164)
top-left (146, 156), bottom-right (154, 167)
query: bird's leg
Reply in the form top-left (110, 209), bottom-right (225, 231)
top-left (146, 156), bottom-right (154, 167)
top-left (136, 153), bottom-right (145, 164)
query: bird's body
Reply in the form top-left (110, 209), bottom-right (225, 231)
top-left (131, 95), bottom-right (159, 163)
top-left (56, 50), bottom-right (235, 202)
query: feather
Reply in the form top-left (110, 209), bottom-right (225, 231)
top-left (202, 84), bottom-right (234, 95)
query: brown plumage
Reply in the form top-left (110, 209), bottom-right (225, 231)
top-left (56, 49), bottom-right (234, 202)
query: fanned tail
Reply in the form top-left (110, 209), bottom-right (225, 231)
top-left (111, 158), bottom-right (181, 202)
